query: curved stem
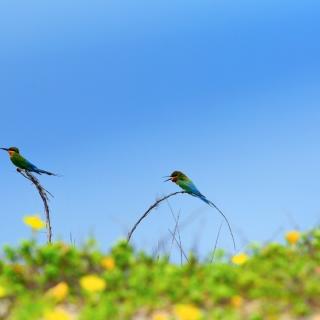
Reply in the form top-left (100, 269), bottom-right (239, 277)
top-left (127, 191), bottom-right (186, 242)
top-left (17, 169), bottom-right (53, 243)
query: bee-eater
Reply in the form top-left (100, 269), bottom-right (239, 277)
top-left (1, 147), bottom-right (56, 176)
top-left (165, 170), bottom-right (236, 249)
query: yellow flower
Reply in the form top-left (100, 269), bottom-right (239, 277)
top-left (232, 253), bottom-right (248, 265)
top-left (44, 308), bottom-right (72, 320)
top-left (80, 274), bottom-right (106, 293)
top-left (230, 295), bottom-right (243, 308)
top-left (152, 311), bottom-right (170, 320)
top-left (0, 286), bottom-right (7, 298)
top-left (173, 304), bottom-right (202, 320)
top-left (101, 256), bottom-right (115, 271)
top-left (23, 215), bottom-right (45, 231)
top-left (285, 230), bottom-right (300, 245)
top-left (46, 282), bottom-right (69, 302)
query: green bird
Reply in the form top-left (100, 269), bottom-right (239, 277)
top-left (165, 170), bottom-right (235, 249)
top-left (1, 147), bottom-right (56, 176)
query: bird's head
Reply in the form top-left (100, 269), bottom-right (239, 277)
top-left (164, 171), bottom-right (188, 183)
top-left (0, 147), bottom-right (20, 157)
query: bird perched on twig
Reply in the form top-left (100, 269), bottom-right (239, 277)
top-left (1, 147), bottom-right (57, 176)
top-left (164, 170), bottom-right (236, 250)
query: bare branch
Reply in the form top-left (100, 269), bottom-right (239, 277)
top-left (168, 229), bottom-right (189, 263)
top-left (17, 169), bottom-right (53, 243)
top-left (168, 208), bottom-right (182, 264)
top-left (127, 191), bottom-right (186, 242)
top-left (166, 200), bottom-right (182, 262)
top-left (157, 207), bottom-right (206, 248)
top-left (211, 222), bottom-right (223, 263)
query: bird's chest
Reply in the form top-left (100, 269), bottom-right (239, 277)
top-left (10, 154), bottom-right (25, 168)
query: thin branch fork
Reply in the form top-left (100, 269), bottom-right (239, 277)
top-left (127, 191), bottom-right (187, 242)
top-left (17, 169), bottom-right (53, 243)
top-left (168, 229), bottom-right (189, 263)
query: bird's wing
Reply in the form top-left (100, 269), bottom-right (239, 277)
top-left (179, 179), bottom-right (204, 197)
top-left (23, 158), bottom-right (39, 171)
top-left (11, 155), bottom-right (37, 171)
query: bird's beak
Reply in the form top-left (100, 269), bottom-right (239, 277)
top-left (163, 176), bottom-right (172, 182)
top-left (0, 148), bottom-right (8, 151)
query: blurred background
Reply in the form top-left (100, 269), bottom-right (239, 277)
top-left (0, 0), bottom-right (320, 258)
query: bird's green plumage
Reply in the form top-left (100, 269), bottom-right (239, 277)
top-left (10, 152), bottom-right (32, 170)
top-left (176, 176), bottom-right (193, 193)
top-left (169, 171), bottom-right (197, 194)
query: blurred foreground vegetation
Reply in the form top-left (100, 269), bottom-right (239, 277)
top-left (0, 218), bottom-right (319, 319)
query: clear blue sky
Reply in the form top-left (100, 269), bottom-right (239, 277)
top-left (1, 0), bottom-right (320, 257)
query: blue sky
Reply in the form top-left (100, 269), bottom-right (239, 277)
top-left (0, 1), bottom-right (320, 257)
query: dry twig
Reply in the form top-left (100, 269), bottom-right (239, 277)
top-left (168, 229), bottom-right (189, 263)
top-left (127, 191), bottom-right (186, 242)
top-left (211, 222), bottom-right (223, 263)
top-left (17, 169), bottom-right (53, 243)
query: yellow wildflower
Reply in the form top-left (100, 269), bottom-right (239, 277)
top-left (101, 256), bottom-right (115, 271)
top-left (285, 230), bottom-right (300, 245)
top-left (230, 295), bottom-right (243, 308)
top-left (23, 215), bottom-right (45, 231)
top-left (46, 282), bottom-right (69, 302)
top-left (152, 311), bottom-right (170, 320)
top-left (44, 308), bottom-right (72, 320)
top-left (0, 286), bottom-right (7, 298)
top-left (173, 304), bottom-right (202, 320)
top-left (232, 253), bottom-right (248, 265)
top-left (80, 274), bottom-right (106, 293)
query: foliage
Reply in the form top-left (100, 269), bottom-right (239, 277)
top-left (0, 228), bottom-right (319, 319)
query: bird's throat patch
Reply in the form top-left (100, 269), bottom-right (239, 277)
top-left (8, 150), bottom-right (15, 157)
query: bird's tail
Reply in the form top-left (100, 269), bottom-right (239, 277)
top-left (34, 169), bottom-right (57, 176)
top-left (196, 194), bottom-right (236, 251)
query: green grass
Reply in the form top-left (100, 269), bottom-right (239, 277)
top-left (0, 229), bottom-right (319, 319)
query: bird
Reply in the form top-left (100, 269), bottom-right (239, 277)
top-left (165, 170), bottom-right (236, 250)
top-left (0, 147), bottom-right (57, 176)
